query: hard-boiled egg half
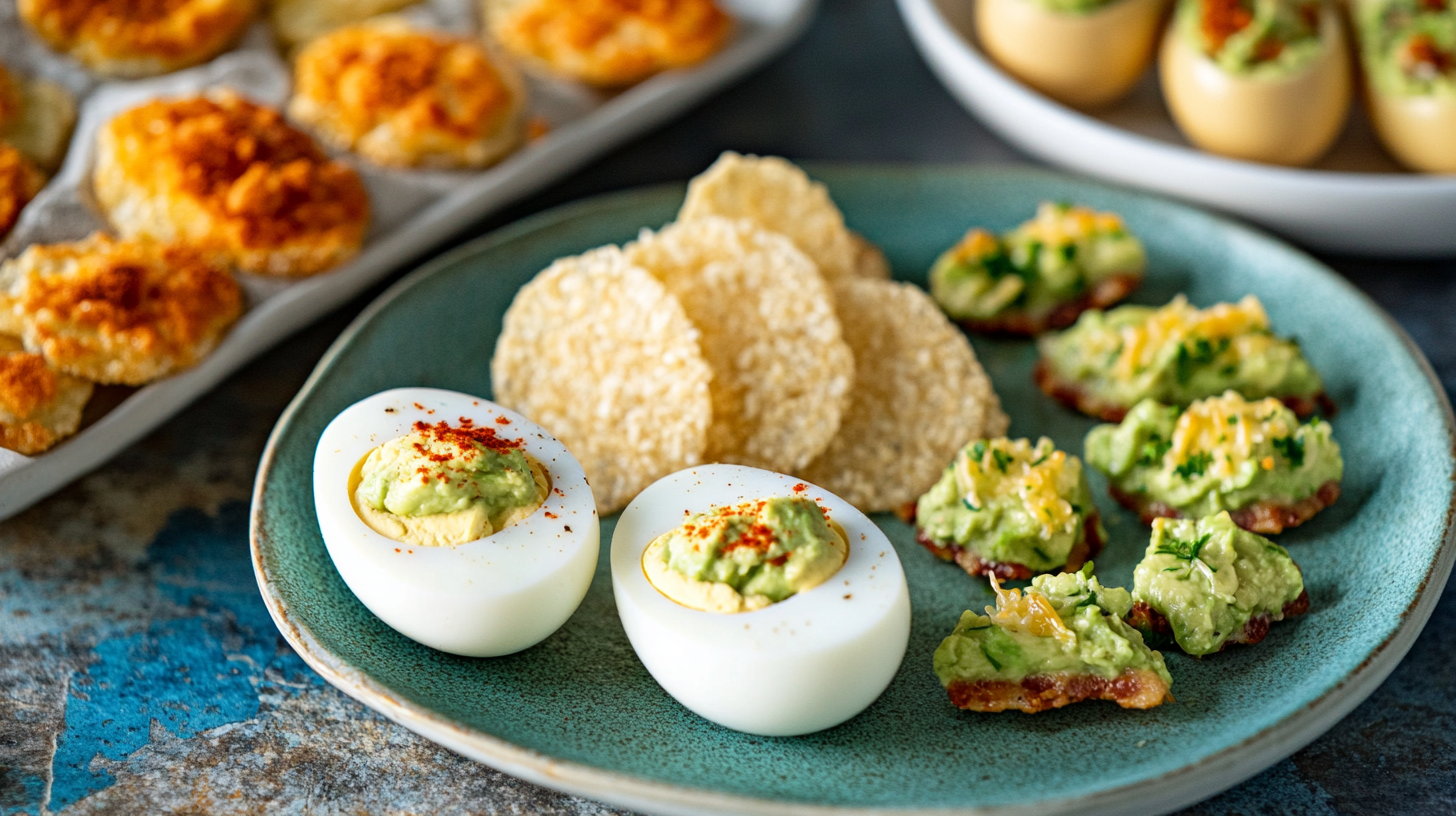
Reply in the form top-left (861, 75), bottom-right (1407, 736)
top-left (977, 0), bottom-right (1169, 109)
top-left (611, 465), bottom-right (911, 737)
top-left (313, 388), bottom-right (599, 657)
top-left (1356, 0), bottom-right (1456, 172)
top-left (1160, 0), bottom-right (1352, 165)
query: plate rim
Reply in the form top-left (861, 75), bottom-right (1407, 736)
top-left (249, 167), bottom-right (1456, 816)
top-left (897, 0), bottom-right (1456, 192)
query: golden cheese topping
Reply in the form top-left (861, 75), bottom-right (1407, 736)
top-left (0, 334), bottom-right (91, 455)
top-left (1015, 202), bottom-right (1128, 247)
top-left (954, 438), bottom-right (1080, 539)
top-left (0, 67), bottom-right (24, 132)
top-left (987, 574), bottom-right (1075, 646)
top-left (0, 234), bottom-right (243, 385)
top-left (1111, 294), bottom-right (1270, 381)
top-left (290, 21), bottom-right (523, 169)
top-left (0, 345), bottom-right (55, 419)
top-left (1169, 391), bottom-right (1296, 478)
top-left (489, 0), bottom-right (733, 87)
top-left (94, 92), bottom-right (370, 276)
top-left (18, 0), bottom-right (258, 77)
top-left (0, 143), bottom-right (44, 240)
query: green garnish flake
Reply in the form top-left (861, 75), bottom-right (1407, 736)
top-left (1174, 452), bottom-right (1213, 479)
top-left (1273, 435), bottom-right (1306, 468)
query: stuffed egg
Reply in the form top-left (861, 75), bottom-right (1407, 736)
top-left (313, 388), bottom-right (599, 657)
top-left (611, 465), bottom-right (911, 736)
top-left (1160, 0), bottom-right (1352, 165)
top-left (977, 0), bottom-right (1169, 108)
top-left (1356, 0), bottom-right (1456, 172)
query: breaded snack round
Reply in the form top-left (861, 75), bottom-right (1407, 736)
top-left (491, 245), bottom-right (713, 514)
top-left (0, 64), bottom-right (77, 172)
top-left (270, 0), bottom-right (416, 48)
top-left (484, 0), bottom-right (732, 88)
top-left (290, 19), bottom-right (527, 170)
top-left (93, 92), bottom-right (370, 277)
top-left (0, 143), bottom-right (45, 241)
top-left (679, 153), bottom-right (866, 283)
top-left (0, 335), bottom-right (91, 455)
top-left (800, 279), bottom-right (1009, 513)
top-left (18, 0), bottom-right (260, 78)
top-left (0, 234), bottom-right (244, 385)
top-left (624, 217), bottom-right (853, 472)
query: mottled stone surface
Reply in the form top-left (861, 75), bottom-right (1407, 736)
top-left (2, 0), bottom-right (1455, 814)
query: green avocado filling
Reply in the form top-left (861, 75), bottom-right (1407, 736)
top-left (1024, 0), bottom-right (1128, 14)
top-left (650, 496), bottom-right (843, 604)
top-left (930, 202), bottom-right (1145, 323)
top-left (1178, 0), bottom-right (1327, 77)
top-left (916, 437), bottom-right (1103, 573)
top-left (356, 419), bottom-right (541, 526)
top-left (1358, 0), bottom-right (1455, 97)
top-left (1037, 295), bottom-right (1323, 410)
top-left (1132, 513), bottom-right (1305, 655)
top-left (933, 564), bottom-right (1172, 686)
top-left (1084, 392), bottom-right (1342, 518)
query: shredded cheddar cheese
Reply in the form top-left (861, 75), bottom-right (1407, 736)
top-left (953, 438), bottom-right (1079, 539)
top-left (1167, 391), bottom-right (1294, 479)
top-left (948, 227), bottom-right (999, 263)
top-left (1113, 295), bottom-right (1270, 381)
top-left (1015, 202), bottom-right (1125, 246)
top-left (987, 574), bottom-right (1075, 646)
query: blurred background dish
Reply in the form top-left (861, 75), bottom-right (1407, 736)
top-left (898, 0), bottom-right (1456, 255)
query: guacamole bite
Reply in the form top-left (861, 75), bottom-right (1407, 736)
top-left (1085, 391), bottom-right (1342, 533)
top-left (641, 496), bottom-right (848, 614)
top-left (914, 437), bottom-right (1105, 579)
top-left (929, 202), bottom-right (1145, 335)
top-left (1128, 513), bottom-right (1309, 656)
top-left (352, 419), bottom-right (549, 548)
top-left (933, 565), bottom-right (1173, 712)
top-left (1036, 294), bottom-right (1329, 421)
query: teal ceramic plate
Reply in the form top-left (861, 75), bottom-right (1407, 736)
top-left (250, 166), bottom-right (1456, 816)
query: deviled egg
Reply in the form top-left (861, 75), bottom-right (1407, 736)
top-left (977, 0), bottom-right (1169, 108)
top-left (313, 388), bottom-right (599, 657)
top-left (1357, 0), bottom-right (1456, 172)
top-left (612, 465), bottom-right (911, 736)
top-left (1160, 0), bottom-right (1352, 165)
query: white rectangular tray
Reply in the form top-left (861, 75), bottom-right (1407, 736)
top-left (0, 0), bottom-right (815, 520)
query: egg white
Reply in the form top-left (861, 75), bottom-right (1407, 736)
top-left (611, 465), bottom-right (912, 737)
top-left (313, 387), bottom-right (599, 657)
top-left (1159, 4), bottom-right (1352, 166)
top-left (1366, 91), bottom-right (1456, 173)
top-left (977, 0), bottom-right (1169, 109)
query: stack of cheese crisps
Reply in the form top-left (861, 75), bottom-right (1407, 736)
top-left (493, 153), bottom-right (1008, 514)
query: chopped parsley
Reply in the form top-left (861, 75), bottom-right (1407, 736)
top-left (1138, 435), bottom-right (1172, 467)
top-left (1174, 337), bottom-right (1232, 385)
top-left (1059, 244), bottom-right (1077, 262)
top-left (1272, 435), bottom-right (1305, 468)
top-left (991, 448), bottom-right (1014, 473)
top-left (1174, 452), bottom-right (1214, 479)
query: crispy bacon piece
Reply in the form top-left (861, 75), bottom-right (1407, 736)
top-left (1127, 589), bottom-right (1310, 653)
top-left (946, 667), bottom-right (1171, 712)
top-left (915, 511), bottom-right (1105, 580)
top-left (1033, 360), bottom-right (1335, 423)
top-left (1107, 480), bottom-right (1340, 535)
top-left (957, 273), bottom-right (1143, 337)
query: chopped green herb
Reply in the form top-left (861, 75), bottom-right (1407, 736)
top-left (1138, 435), bottom-right (1172, 467)
top-left (1174, 337), bottom-right (1231, 384)
top-left (1059, 244), bottom-right (1077, 262)
top-left (970, 441), bottom-right (987, 461)
top-left (1155, 532), bottom-right (1213, 564)
top-left (961, 497), bottom-right (981, 512)
top-left (991, 448), bottom-right (1014, 473)
top-left (1174, 452), bottom-right (1213, 479)
top-left (1272, 435), bottom-right (1305, 468)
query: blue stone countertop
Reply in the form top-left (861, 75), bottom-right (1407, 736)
top-left (3, 1), bottom-right (1454, 814)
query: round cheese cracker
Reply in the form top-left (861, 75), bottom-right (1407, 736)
top-left (625, 216), bottom-right (853, 472)
top-left (679, 152), bottom-right (865, 283)
top-left (491, 245), bottom-right (713, 514)
top-left (800, 278), bottom-right (1009, 513)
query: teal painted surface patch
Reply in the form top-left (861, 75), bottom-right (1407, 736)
top-left (253, 167), bottom-right (1456, 811)
top-left (46, 503), bottom-right (318, 810)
